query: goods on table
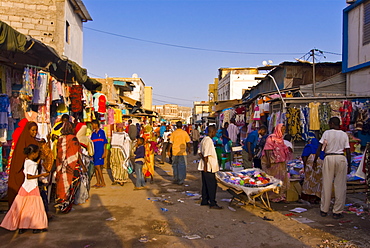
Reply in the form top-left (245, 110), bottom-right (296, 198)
top-left (220, 169), bottom-right (272, 187)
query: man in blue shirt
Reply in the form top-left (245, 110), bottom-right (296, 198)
top-left (242, 126), bottom-right (267, 169)
top-left (91, 120), bottom-right (107, 188)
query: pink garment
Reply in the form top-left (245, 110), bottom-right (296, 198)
top-left (107, 109), bottom-right (115, 125)
top-left (0, 187), bottom-right (48, 231)
top-left (263, 123), bottom-right (289, 163)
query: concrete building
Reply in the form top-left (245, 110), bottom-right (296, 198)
top-left (208, 78), bottom-right (218, 112)
top-left (0, 0), bottom-right (92, 65)
top-left (192, 101), bottom-right (209, 124)
top-left (343, 0), bottom-right (370, 96)
top-left (153, 104), bottom-right (192, 123)
top-left (144, 86), bottom-right (153, 110)
top-left (119, 74), bottom-right (145, 104)
top-left (217, 68), bottom-right (264, 101)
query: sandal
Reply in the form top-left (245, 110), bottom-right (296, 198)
top-left (320, 211), bottom-right (328, 217)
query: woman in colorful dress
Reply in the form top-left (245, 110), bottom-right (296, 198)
top-left (143, 133), bottom-right (156, 183)
top-left (55, 122), bottom-right (84, 213)
top-left (301, 137), bottom-right (323, 204)
top-left (261, 123), bottom-right (290, 202)
top-left (110, 123), bottom-right (130, 186)
top-left (7, 121), bottom-right (38, 208)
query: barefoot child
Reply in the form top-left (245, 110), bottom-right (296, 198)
top-left (1, 144), bottom-right (49, 234)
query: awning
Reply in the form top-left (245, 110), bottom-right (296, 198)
top-left (113, 80), bottom-right (135, 91)
top-left (120, 96), bottom-right (137, 106)
top-left (0, 21), bottom-right (102, 92)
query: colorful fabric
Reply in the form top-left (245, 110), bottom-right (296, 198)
top-left (55, 134), bottom-right (80, 205)
top-left (302, 154), bottom-right (322, 198)
top-left (319, 103), bottom-right (331, 135)
top-left (143, 141), bottom-right (155, 178)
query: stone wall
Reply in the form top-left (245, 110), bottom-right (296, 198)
top-left (0, 0), bottom-right (66, 57)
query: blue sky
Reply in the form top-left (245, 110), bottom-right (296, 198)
top-left (83, 0), bottom-right (347, 107)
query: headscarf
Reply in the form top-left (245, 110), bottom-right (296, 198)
top-left (7, 118), bottom-right (29, 172)
top-left (75, 122), bottom-right (86, 135)
top-left (263, 123), bottom-right (289, 163)
top-left (270, 123), bottom-right (284, 144)
top-left (7, 121), bottom-right (38, 207)
top-left (61, 121), bottom-right (75, 136)
top-left (302, 138), bottom-right (320, 157)
top-left (12, 118), bottom-right (28, 146)
top-left (116, 123), bottom-right (124, 130)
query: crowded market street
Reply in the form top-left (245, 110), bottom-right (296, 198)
top-left (1, 153), bottom-right (369, 248)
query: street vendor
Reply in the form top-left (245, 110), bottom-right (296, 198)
top-left (242, 126), bottom-right (267, 169)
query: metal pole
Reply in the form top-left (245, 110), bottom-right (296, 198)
top-left (267, 74), bottom-right (286, 108)
top-left (312, 49), bottom-right (316, 97)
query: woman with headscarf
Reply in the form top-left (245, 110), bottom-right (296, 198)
top-left (75, 122), bottom-right (94, 204)
top-left (55, 122), bottom-right (84, 213)
top-left (110, 123), bottom-right (130, 186)
top-left (7, 121), bottom-right (38, 208)
top-left (6, 118), bottom-right (29, 174)
top-left (261, 123), bottom-right (290, 202)
top-left (301, 137), bottom-right (323, 203)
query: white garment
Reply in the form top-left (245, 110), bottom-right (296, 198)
top-left (22, 159), bottom-right (38, 192)
top-left (36, 123), bottom-right (50, 140)
top-left (163, 131), bottom-right (172, 142)
top-left (198, 136), bottom-right (219, 173)
top-left (111, 132), bottom-right (126, 149)
top-left (32, 72), bottom-right (48, 105)
top-left (319, 129), bottom-right (350, 154)
top-left (227, 123), bottom-right (239, 143)
top-left (284, 140), bottom-right (293, 151)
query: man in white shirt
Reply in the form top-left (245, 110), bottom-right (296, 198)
top-left (198, 125), bottom-right (222, 209)
top-left (314, 117), bottom-right (351, 219)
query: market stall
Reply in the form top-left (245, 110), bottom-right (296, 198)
top-left (216, 168), bottom-right (282, 211)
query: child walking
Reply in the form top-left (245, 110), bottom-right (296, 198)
top-left (1, 144), bottom-right (49, 234)
top-left (134, 137), bottom-right (146, 190)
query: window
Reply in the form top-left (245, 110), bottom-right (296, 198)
top-left (364, 1), bottom-right (370, 45)
top-left (66, 21), bottom-right (70, 43)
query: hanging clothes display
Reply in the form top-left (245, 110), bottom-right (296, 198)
top-left (32, 71), bottom-right (48, 104)
top-left (340, 100), bottom-right (352, 131)
top-left (308, 102), bottom-right (320, 131)
top-left (300, 106), bottom-right (310, 141)
top-left (286, 107), bottom-right (301, 140)
top-left (69, 85), bottom-right (83, 113)
top-left (234, 106), bottom-right (246, 126)
top-left (0, 94), bottom-right (10, 142)
top-left (319, 103), bottom-right (331, 135)
top-left (329, 100), bottom-right (343, 124)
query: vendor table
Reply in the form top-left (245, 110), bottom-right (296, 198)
top-left (216, 168), bottom-right (282, 211)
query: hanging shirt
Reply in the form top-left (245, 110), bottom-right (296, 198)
top-left (69, 85), bottom-right (83, 113)
top-left (32, 71), bottom-right (48, 105)
top-left (309, 102), bottom-right (321, 130)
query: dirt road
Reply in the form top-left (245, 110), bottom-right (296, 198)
top-left (0, 154), bottom-right (369, 248)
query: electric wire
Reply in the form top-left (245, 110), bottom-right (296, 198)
top-left (85, 27), bottom-right (306, 55)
